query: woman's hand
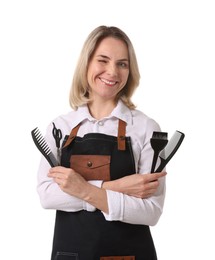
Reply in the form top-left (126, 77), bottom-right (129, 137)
top-left (102, 172), bottom-right (166, 199)
top-left (48, 166), bottom-right (89, 199)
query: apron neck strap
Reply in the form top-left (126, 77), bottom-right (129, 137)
top-left (63, 123), bottom-right (81, 148)
top-left (63, 119), bottom-right (126, 150)
top-left (117, 119), bottom-right (126, 151)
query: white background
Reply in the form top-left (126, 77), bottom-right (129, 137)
top-left (0, 0), bottom-right (215, 259)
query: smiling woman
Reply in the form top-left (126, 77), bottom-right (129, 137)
top-left (36, 25), bottom-right (166, 260)
top-left (69, 26), bottom-right (140, 112)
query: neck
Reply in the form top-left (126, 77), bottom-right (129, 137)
top-left (88, 99), bottom-right (117, 120)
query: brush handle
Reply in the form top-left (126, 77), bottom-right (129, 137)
top-left (150, 151), bottom-right (159, 173)
top-left (154, 157), bottom-right (166, 172)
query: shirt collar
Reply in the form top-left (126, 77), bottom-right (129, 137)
top-left (71, 105), bottom-right (94, 127)
top-left (72, 100), bottom-right (133, 126)
top-left (110, 100), bottom-right (133, 124)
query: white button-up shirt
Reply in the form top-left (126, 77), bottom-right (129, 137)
top-left (37, 100), bottom-right (166, 226)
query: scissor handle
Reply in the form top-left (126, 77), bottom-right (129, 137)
top-left (52, 122), bottom-right (62, 148)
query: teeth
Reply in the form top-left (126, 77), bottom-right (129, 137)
top-left (100, 78), bottom-right (116, 85)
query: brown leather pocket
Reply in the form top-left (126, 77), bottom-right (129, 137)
top-left (70, 155), bottom-right (111, 181)
top-left (100, 257), bottom-right (135, 260)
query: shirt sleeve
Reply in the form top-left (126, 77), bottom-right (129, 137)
top-left (102, 178), bottom-right (165, 226)
top-left (102, 116), bottom-right (166, 226)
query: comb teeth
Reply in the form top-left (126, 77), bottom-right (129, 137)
top-left (31, 127), bottom-right (58, 167)
top-left (32, 128), bottom-right (51, 155)
top-left (155, 130), bottom-right (185, 172)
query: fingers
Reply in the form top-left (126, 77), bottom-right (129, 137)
top-left (143, 180), bottom-right (159, 197)
top-left (48, 171), bottom-right (63, 180)
top-left (49, 166), bottom-right (67, 175)
top-left (150, 171), bottom-right (167, 181)
top-left (138, 172), bottom-right (166, 186)
top-left (48, 167), bottom-right (72, 186)
top-left (136, 172), bottom-right (166, 198)
top-left (48, 166), bottom-right (73, 177)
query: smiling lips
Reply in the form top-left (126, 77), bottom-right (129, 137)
top-left (100, 77), bottom-right (118, 87)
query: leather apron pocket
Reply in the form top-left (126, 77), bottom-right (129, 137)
top-left (55, 252), bottom-right (79, 259)
top-left (70, 154), bottom-right (111, 181)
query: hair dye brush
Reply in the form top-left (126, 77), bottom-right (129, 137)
top-left (150, 131), bottom-right (168, 173)
top-left (155, 130), bottom-right (185, 172)
top-left (31, 127), bottom-right (58, 167)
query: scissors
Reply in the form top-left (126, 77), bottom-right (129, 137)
top-left (52, 122), bottom-right (62, 164)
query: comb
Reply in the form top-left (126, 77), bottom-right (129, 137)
top-left (155, 130), bottom-right (185, 172)
top-left (31, 127), bottom-right (58, 167)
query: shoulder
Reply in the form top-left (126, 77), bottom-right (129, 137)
top-left (126, 108), bottom-right (161, 149)
top-left (45, 109), bottom-right (80, 137)
top-left (54, 110), bottom-right (78, 128)
top-left (115, 100), bottom-right (159, 131)
top-left (126, 108), bottom-right (161, 167)
top-left (130, 108), bottom-right (160, 132)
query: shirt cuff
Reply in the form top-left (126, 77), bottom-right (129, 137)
top-left (102, 190), bottom-right (124, 221)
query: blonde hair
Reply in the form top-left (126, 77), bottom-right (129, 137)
top-left (69, 26), bottom-right (140, 110)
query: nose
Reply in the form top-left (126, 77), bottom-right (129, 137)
top-left (107, 63), bottom-right (118, 76)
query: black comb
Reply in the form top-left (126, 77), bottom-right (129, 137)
top-left (150, 131), bottom-right (168, 173)
top-left (31, 127), bottom-right (58, 167)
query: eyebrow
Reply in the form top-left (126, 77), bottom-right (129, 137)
top-left (96, 54), bottom-right (129, 62)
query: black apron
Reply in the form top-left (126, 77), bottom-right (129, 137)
top-left (51, 120), bottom-right (157, 260)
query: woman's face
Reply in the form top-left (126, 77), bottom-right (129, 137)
top-left (87, 37), bottom-right (129, 103)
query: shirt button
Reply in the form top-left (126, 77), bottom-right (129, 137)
top-left (98, 121), bottom-right (104, 126)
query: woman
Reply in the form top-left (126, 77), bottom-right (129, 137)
top-left (37, 25), bottom-right (166, 260)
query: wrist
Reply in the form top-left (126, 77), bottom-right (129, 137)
top-left (102, 179), bottom-right (121, 192)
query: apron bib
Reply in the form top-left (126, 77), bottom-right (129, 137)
top-left (51, 120), bottom-right (157, 260)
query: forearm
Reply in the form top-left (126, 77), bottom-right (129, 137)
top-left (44, 164), bottom-right (109, 213)
top-left (103, 189), bottom-right (165, 226)
top-left (38, 178), bottom-right (108, 213)
top-left (102, 174), bottom-right (166, 225)
top-left (79, 182), bottom-right (109, 213)
top-left (37, 179), bottom-right (99, 212)
top-left (37, 159), bottom-right (103, 212)
top-left (102, 172), bottom-right (166, 198)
